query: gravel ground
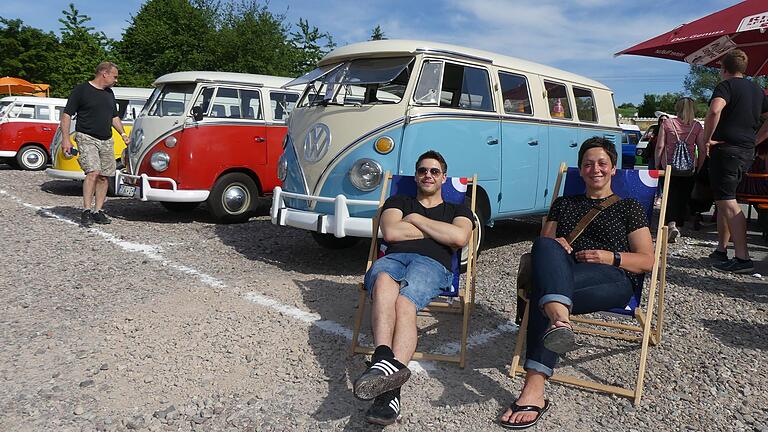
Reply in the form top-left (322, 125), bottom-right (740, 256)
top-left (1, 166), bottom-right (766, 432)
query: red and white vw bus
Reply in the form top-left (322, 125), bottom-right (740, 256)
top-left (116, 72), bottom-right (301, 223)
top-left (0, 96), bottom-right (67, 170)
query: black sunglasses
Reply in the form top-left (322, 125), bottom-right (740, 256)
top-left (416, 167), bottom-right (442, 176)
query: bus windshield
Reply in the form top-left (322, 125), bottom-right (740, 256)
top-left (146, 83), bottom-right (196, 117)
top-left (297, 57), bottom-right (414, 107)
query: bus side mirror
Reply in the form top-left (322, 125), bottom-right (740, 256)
top-left (191, 106), bottom-right (204, 122)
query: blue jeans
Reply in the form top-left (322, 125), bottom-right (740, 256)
top-left (524, 237), bottom-right (634, 377)
top-left (364, 253), bottom-right (453, 311)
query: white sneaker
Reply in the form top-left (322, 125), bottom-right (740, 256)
top-left (668, 225), bottom-right (680, 243)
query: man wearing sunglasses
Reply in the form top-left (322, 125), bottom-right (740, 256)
top-left (353, 150), bottom-right (474, 425)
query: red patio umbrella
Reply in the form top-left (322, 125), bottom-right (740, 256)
top-left (616, 0), bottom-right (768, 76)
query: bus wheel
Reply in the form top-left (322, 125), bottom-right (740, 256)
top-left (208, 172), bottom-right (258, 223)
top-left (17, 145), bottom-right (48, 171)
top-left (161, 202), bottom-right (201, 212)
top-left (311, 232), bottom-right (360, 249)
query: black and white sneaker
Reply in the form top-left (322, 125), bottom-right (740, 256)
top-left (91, 210), bottom-right (111, 224)
top-left (712, 258), bottom-right (754, 274)
top-left (353, 347), bottom-right (410, 401)
top-left (365, 388), bottom-right (401, 426)
top-left (80, 209), bottom-right (93, 227)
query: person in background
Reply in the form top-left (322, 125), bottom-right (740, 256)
top-left (655, 97), bottom-right (706, 242)
top-left (703, 49), bottom-right (768, 273)
top-left (60, 61), bottom-right (130, 227)
top-left (646, 114), bottom-right (669, 170)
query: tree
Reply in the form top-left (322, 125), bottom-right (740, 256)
top-left (50, 3), bottom-right (113, 97)
top-left (370, 25), bottom-right (386, 41)
top-left (637, 92), bottom-right (684, 117)
top-left (0, 18), bottom-right (59, 83)
top-left (118, 0), bottom-right (219, 81)
top-left (684, 64), bottom-right (768, 101)
top-left (290, 18), bottom-right (335, 75)
top-left (216, 1), bottom-right (298, 76)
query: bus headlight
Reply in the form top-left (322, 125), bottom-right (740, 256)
top-left (150, 151), bottom-right (170, 172)
top-left (164, 136), bottom-right (177, 148)
top-left (277, 153), bottom-right (288, 181)
top-left (349, 158), bottom-right (383, 191)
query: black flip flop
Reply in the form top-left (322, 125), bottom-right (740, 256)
top-left (499, 400), bottom-right (551, 430)
top-left (541, 323), bottom-right (577, 354)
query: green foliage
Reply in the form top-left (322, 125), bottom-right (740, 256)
top-left (617, 102), bottom-right (635, 109)
top-left (370, 25), bottom-right (386, 41)
top-left (616, 107), bottom-right (636, 118)
top-left (118, 0), bottom-right (219, 81)
top-left (290, 18), bottom-right (335, 75)
top-left (637, 92), bottom-right (685, 118)
top-left (684, 64), bottom-right (768, 102)
top-left (216, 2), bottom-right (297, 76)
top-left (51, 3), bottom-right (113, 97)
top-left (0, 18), bottom-right (59, 83)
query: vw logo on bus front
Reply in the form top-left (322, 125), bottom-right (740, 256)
top-left (303, 123), bottom-right (331, 163)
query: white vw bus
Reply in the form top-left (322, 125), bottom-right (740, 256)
top-left (271, 40), bottom-right (622, 249)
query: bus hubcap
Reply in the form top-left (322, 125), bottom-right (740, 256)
top-left (223, 184), bottom-right (249, 214)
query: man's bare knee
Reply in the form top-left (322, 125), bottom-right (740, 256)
top-left (395, 295), bottom-right (417, 314)
top-left (374, 273), bottom-right (399, 291)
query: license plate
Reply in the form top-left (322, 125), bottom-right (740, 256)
top-left (117, 184), bottom-right (136, 197)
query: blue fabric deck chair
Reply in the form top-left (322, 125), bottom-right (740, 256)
top-left (350, 172), bottom-right (479, 368)
top-left (509, 163), bottom-right (671, 405)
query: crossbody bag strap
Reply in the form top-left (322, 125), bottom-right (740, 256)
top-left (564, 194), bottom-right (621, 244)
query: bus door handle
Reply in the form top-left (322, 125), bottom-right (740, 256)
top-left (569, 141), bottom-right (578, 148)
top-left (487, 137), bottom-right (499, 145)
top-left (42, 127), bottom-right (52, 131)
top-left (255, 136), bottom-right (266, 143)
top-left (528, 140), bottom-right (539, 146)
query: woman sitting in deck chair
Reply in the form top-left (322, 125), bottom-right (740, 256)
top-left (499, 137), bottom-right (655, 429)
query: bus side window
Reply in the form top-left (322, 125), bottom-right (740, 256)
top-left (241, 89), bottom-right (262, 120)
top-left (192, 87), bottom-right (215, 117)
top-left (439, 63), bottom-right (493, 112)
top-left (544, 81), bottom-right (572, 120)
top-left (413, 60), bottom-right (442, 105)
top-left (34, 105), bottom-right (51, 120)
top-left (499, 72), bottom-right (532, 115)
top-left (54, 106), bottom-right (64, 121)
top-left (270, 92), bottom-right (299, 121)
top-left (573, 86), bottom-right (597, 122)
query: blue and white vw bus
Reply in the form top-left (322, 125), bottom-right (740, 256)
top-left (271, 40), bottom-right (622, 249)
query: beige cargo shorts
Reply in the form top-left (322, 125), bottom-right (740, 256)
top-left (75, 132), bottom-right (116, 177)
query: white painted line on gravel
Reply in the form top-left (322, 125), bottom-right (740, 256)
top-left (1, 189), bottom-right (518, 375)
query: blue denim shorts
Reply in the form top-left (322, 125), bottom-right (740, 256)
top-left (364, 252), bottom-right (453, 311)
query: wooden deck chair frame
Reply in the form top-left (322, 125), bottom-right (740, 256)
top-left (508, 163), bottom-right (671, 405)
top-left (350, 172), bottom-right (479, 368)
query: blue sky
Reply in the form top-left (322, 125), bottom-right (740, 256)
top-left (2, 0), bottom-right (741, 104)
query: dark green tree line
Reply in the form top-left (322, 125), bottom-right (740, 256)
top-left (0, 0), bottom-right (336, 96)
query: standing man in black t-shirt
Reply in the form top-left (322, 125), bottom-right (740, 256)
top-left (353, 150), bottom-right (474, 425)
top-left (703, 49), bottom-right (768, 273)
top-left (60, 61), bottom-right (131, 227)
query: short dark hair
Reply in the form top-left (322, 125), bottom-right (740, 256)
top-left (578, 137), bottom-right (617, 168)
top-left (95, 61), bottom-right (118, 76)
top-left (416, 150), bottom-right (447, 174)
top-left (721, 49), bottom-right (747, 74)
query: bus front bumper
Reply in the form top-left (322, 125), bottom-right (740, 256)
top-left (46, 168), bottom-right (85, 180)
top-left (115, 171), bottom-right (209, 202)
top-left (270, 186), bottom-right (381, 238)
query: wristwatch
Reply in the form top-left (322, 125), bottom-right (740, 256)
top-left (612, 251), bottom-right (622, 267)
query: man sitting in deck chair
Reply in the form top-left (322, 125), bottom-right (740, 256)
top-left (499, 137), bottom-right (655, 429)
top-left (354, 150), bottom-right (474, 425)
